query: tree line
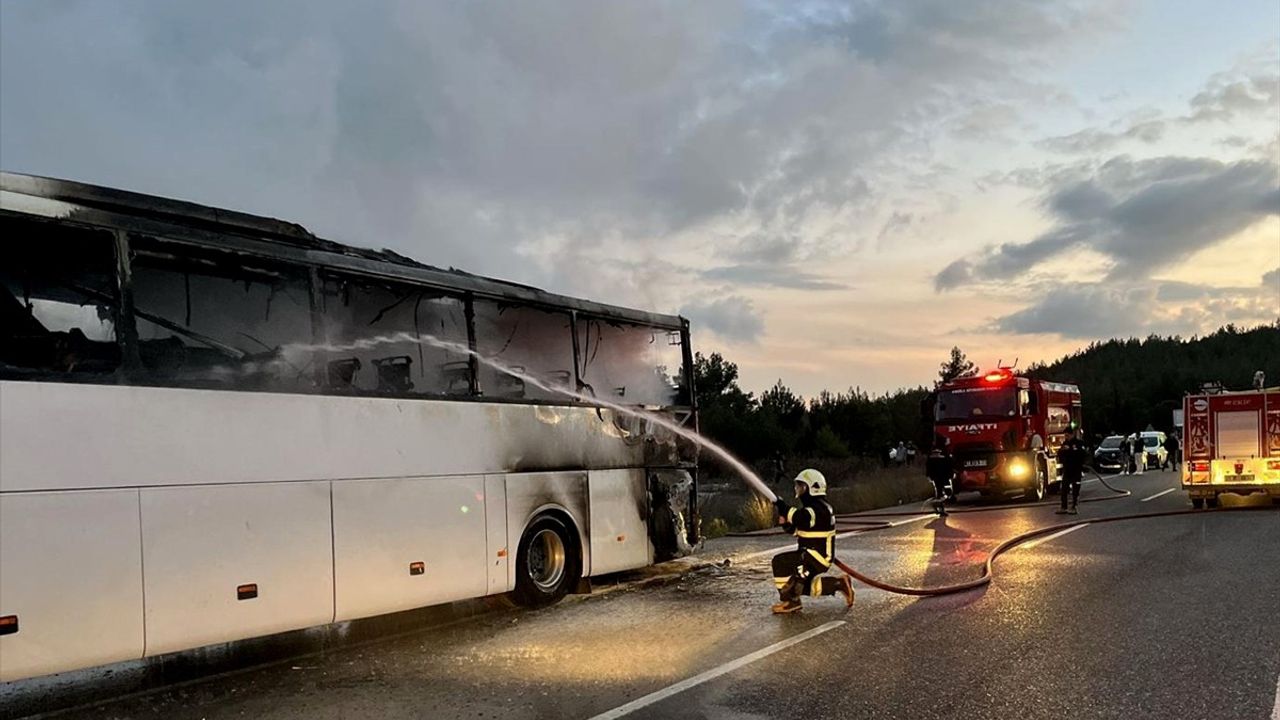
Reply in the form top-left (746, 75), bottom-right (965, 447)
top-left (693, 322), bottom-right (1280, 465)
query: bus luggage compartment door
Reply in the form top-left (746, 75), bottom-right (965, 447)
top-left (331, 475), bottom-right (489, 621)
top-left (138, 481), bottom-right (334, 657)
top-left (587, 469), bottom-right (652, 576)
top-left (0, 489), bottom-right (144, 682)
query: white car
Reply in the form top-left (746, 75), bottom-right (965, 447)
top-left (1140, 431), bottom-right (1167, 469)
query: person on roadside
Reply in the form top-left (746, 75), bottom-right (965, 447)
top-left (895, 441), bottom-right (907, 468)
top-left (770, 469), bottom-right (855, 614)
top-left (924, 442), bottom-right (955, 516)
top-left (1119, 432), bottom-right (1133, 475)
top-left (1132, 433), bottom-right (1146, 475)
top-left (1163, 433), bottom-right (1181, 472)
top-left (770, 450), bottom-right (786, 489)
top-left (1056, 426), bottom-right (1089, 514)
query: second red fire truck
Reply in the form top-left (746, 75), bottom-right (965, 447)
top-left (932, 369), bottom-right (1082, 501)
top-left (1182, 384), bottom-right (1280, 508)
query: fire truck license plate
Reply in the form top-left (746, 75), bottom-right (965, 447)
top-left (1225, 474), bottom-right (1255, 483)
top-left (964, 459), bottom-right (987, 468)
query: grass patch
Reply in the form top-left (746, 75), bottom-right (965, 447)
top-left (738, 494), bottom-right (777, 532)
top-left (703, 517), bottom-right (730, 539)
top-left (825, 465), bottom-right (934, 514)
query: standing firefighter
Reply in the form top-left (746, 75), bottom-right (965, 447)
top-left (770, 469), bottom-right (855, 614)
top-left (1056, 427), bottom-right (1089, 514)
top-left (925, 442), bottom-right (955, 516)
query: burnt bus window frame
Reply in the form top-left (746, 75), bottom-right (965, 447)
top-left (3, 216), bottom-right (695, 411)
top-left (314, 269), bottom-right (475, 399)
top-left (570, 313), bottom-right (691, 409)
top-left (0, 213), bottom-right (128, 384)
top-left (124, 234), bottom-right (322, 393)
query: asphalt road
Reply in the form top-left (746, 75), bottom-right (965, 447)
top-left (8, 470), bottom-right (1279, 720)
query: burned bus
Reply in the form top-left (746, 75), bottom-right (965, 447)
top-left (0, 172), bottom-right (699, 681)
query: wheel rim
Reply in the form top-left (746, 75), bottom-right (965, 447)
top-left (527, 528), bottom-right (567, 592)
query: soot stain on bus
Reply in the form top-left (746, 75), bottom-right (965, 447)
top-left (0, 171), bottom-right (702, 686)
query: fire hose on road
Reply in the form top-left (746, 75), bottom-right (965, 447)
top-left (758, 469), bottom-right (1277, 598)
top-left (832, 504), bottom-right (1276, 597)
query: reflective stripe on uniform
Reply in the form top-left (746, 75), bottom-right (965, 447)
top-left (794, 529), bottom-right (836, 539)
top-left (805, 508), bottom-right (816, 526)
top-left (805, 548), bottom-right (832, 566)
top-left (786, 507), bottom-right (797, 523)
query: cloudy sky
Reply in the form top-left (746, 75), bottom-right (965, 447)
top-left (2, 0), bottom-right (1277, 396)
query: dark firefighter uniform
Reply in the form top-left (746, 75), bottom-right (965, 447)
top-left (924, 446), bottom-right (955, 515)
top-left (770, 469), bottom-right (854, 613)
top-left (1057, 431), bottom-right (1089, 513)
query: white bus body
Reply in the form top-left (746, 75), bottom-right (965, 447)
top-left (0, 173), bottom-right (699, 681)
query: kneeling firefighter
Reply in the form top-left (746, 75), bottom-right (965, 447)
top-left (770, 469), bottom-right (855, 614)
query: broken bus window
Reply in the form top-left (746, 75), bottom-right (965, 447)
top-left (128, 236), bottom-right (316, 392)
top-left (317, 272), bottom-right (471, 396)
top-left (472, 300), bottom-right (575, 402)
top-left (0, 217), bottom-right (121, 378)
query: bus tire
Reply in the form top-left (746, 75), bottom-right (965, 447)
top-left (512, 514), bottom-right (582, 608)
top-left (1191, 498), bottom-right (1204, 510)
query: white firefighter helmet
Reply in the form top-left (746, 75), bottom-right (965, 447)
top-left (793, 468), bottom-right (827, 496)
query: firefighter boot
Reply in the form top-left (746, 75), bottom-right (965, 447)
top-left (836, 575), bottom-right (855, 609)
top-left (771, 598), bottom-right (803, 614)
top-left (772, 577), bottom-right (805, 614)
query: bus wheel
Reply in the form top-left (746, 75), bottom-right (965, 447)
top-left (512, 514), bottom-right (581, 608)
top-left (1191, 498), bottom-right (1204, 509)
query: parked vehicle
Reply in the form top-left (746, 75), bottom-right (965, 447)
top-left (1182, 385), bottom-right (1280, 508)
top-left (1093, 435), bottom-right (1127, 472)
top-left (1140, 431), bottom-right (1167, 469)
top-left (932, 368), bottom-right (1082, 501)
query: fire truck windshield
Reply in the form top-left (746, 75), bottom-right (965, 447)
top-left (935, 387), bottom-right (1017, 421)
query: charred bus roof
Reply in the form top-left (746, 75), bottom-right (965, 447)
top-left (0, 171), bottom-right (687, 331)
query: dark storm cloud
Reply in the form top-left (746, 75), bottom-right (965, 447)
top-left (701, 264), bottom-right (845, 290)
top-left (1188, 72), bottom-right (1280, 123)
top-left (992, 272), bottom-right (1280, 338)
top-left (680, 296), bottom-right (766, 343)
top-left (936, 155), bottom-right (1280, 290)
top-left (1037, 120), bottom-right (1166, 155)
top-left (1037, 66), bottom-right (1279, 156)
top-left (0, 0), bottom-right (1122, 324)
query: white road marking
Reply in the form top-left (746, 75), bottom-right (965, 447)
top-left (1271, 672), bottom-right (1279, 720)
top-left (886, 514), bottom-right (937, 528)
top-left (1019, 523), bottom-right (1089, 550)
top-left (586, 620), bottom-right (846, 720)
top-left (733, 514), bottom-right (935, 563)
top-left (1139, 488), bottom-right (1177, 502)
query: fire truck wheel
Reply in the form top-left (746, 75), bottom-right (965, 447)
top-left (1205, 495), bottom-right (1219, 509)
top-left (1025, 460), bottom-right (1047, 502)
top-left (1191, 498), bottom-right (1204, 509)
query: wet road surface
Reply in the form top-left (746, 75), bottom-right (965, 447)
top-left (6, 470), bottom-right (1278, 720)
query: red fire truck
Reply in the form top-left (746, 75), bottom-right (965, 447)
top-left (1182, 386), bottom-right (1280, 508)
top-left (933, 369), bottom-right (1082, 501)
